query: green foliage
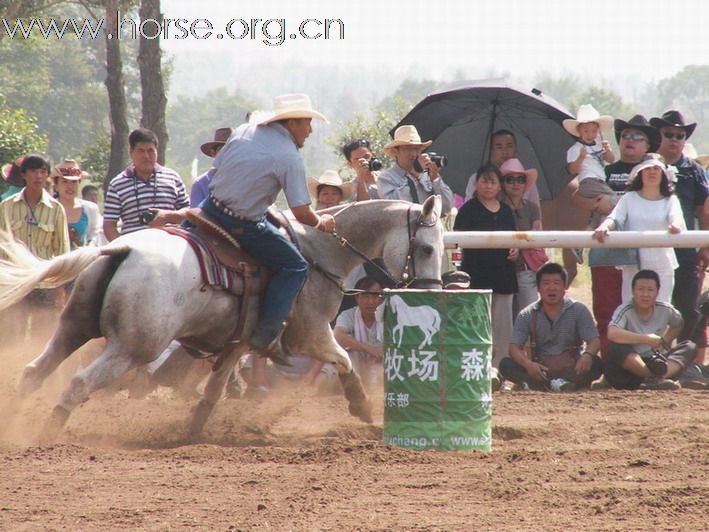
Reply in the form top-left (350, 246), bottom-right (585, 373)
top-left (165, 87), bottom-right (257, 171)
top-left (327, 79), bottom-right (438, 178)
top-left (567, 86), bottom-right (633, 120)
top-left (657, 65), bottom-right (709, 154)
top-left (0, 95), bottom-right (47, 195)
top-left (327, 97), bottom-right (412, 177)
top-left (77, 131), bottom-right (110, 184)
top-left (0, 35), bottom-right (108, 161)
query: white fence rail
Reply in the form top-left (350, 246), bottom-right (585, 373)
top-left (444, 231), bottom-right (709, 249)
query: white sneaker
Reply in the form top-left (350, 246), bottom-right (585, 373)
top-left (549, 378), bottom-right (575, 392)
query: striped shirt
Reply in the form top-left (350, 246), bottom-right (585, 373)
top-left (104, 164), bottom-right (189, 234)
top-left (0, 188), bottom-right (70, 259)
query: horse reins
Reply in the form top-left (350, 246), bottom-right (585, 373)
top-left (316, 204), bottom-right (442, 291)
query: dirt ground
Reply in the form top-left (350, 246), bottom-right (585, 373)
top-left (1, 331), bottom-right (709, 532)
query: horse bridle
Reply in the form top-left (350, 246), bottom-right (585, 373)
top-left (322, 204), bottom-right (443, 291)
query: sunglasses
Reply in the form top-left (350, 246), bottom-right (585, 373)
top-left (662, 131), bottom-right (686, 141)
top-left (504, 174), bottom-right (527, 185)
top-left (621, 132), bottom-right (647, 142)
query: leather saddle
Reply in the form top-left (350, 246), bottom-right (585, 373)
top-left (185, 208), bottom-right (257, 269)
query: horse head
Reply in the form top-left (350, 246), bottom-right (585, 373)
top-left (381, 195), bottom-right (444, 289)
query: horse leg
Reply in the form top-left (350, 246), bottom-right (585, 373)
top-left (40, 345), bottom-right (136, 443)
top-left (313, 340), bottom-right (372, 423)
top-left (188, 342), bottom-right (249, 439)
top-left (18, 319), bottom-right (94, 397)
top-left (20, 254), bottom-right (118, 397)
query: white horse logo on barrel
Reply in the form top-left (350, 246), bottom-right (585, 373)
top-left (389, 295), bottom-right (441, 349)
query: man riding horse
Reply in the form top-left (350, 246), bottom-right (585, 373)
top-left (154, 94), bottom-right (336, 366)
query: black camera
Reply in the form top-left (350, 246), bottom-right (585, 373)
top-left (138, 210), bottom-right (156, 225)
top-left (368, 157), bottom-right (383, 171)
top-left (413, 152), bottom-right (448, 173)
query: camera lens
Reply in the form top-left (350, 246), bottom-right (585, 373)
top-left (368, 158), bottom-right (382, 171)
top-left (139, 210), bottom-right (155, 225)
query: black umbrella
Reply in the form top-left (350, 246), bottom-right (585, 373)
top-left (392, 81), bottom-right (576, 200)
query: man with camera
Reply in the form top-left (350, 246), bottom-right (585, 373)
top-left (604, 269), bottom-right (696, 390)
top-left (343, 138), bottom-right (381, 200)
top-left (377, 125), bottom-right (453, 215)
top-left (103, 128), bottom-right (189, 241)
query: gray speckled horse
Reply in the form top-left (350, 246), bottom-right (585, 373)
top-left (0, 197), bottom-right (444, 442)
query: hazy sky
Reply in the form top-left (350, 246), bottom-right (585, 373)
top-left (161, 0), bottom-right (709, 82)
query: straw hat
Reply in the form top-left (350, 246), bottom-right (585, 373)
top-left (258, 93), bottom-right (328, 125)
top-left (1, 156), bottom-right (24, 187)
top-left (383, 125), bottom-right (432, 157)
top-left (307, 170), bottom-right (355, 200)
top-left (51, 159), bottom-right (87, 181)
top-left (499, 158), bottom-right (538, 192)
top-left (562, 104), bottom-right (614, 137)
top-left (200, 127), bottom-right (233, 156)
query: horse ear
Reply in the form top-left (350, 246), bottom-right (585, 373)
top-left (421, 195), bottom-right (442, 223)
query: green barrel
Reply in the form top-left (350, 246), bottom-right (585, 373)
top-left (382, 289), bottom-right (492, 451)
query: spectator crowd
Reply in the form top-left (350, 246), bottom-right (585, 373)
top-left (2, 93), bottom-right (709, 395)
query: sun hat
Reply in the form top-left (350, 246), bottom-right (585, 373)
top-left (307, 169), bottom-right (355, 201)
top-left (628, 154), bottom-right (676, 183)
top-left (650, 110), bottom-right (696, 139)
top-left (51, 159), bottom-right (87, 181)
top-left (562, 104), bottom-right (614, 137)
top-left (442, 270), bottom-right (471, 289)
top-left (200, 127), bottom-right (233, 156)
top-left (258, 93), bottom-right (328, 125)
top-left (1, 156), bottom-right (25, 187)
top-left (614, 114), bottom-right (661, 153)
top-left (383, 125), bottom-right (432, 157)
top-left (499, 158), bottom-right (538, 191)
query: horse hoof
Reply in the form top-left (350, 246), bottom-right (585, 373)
top-left (348, 400), bottom-right (373, 424)
top-left (188, 399), bottom-right (215, 439)
top-left (39, 405), bottom-right (71, 445)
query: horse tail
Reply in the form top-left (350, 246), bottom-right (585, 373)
top-left (0, 232), bottom-right (130, 311)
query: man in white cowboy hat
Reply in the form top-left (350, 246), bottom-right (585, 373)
top-left (650, 110), bottom-right (709, 349)
top-left (190, 127), bottom-right (233, 207)
top-left (377, 125), bottom-right (453, 214)
top-left (183, 93), bottom-right (335, 363)
top-left (308, 169), bottom-right (355, 210)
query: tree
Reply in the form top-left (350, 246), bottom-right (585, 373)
top-left (166, 88), bottom-right (256, 173)
top-left (657, 65), bottom-right (709, 153)
top-left (137, 0), bottom-right (168, 163)
top-left (327, 97), bottom-right (412, 179)
top-left (102, 0), bottom-right (131, 190)
top-left (0, 95), bottom-right (47, 195)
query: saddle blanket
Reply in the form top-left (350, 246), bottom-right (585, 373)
top-left (161, 225), bottom-right (247, 294)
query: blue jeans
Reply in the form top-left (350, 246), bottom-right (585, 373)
top-left (202, 198), bottom-right (309, 343)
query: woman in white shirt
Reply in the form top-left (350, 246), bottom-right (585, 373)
top-left (594, 155), bottom-right (685, 303)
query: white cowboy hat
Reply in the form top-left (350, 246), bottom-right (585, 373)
top-left (258, 93), bottom-right (328, 125)
top-left (383, 125), bottom-right (432, 157)
top-left (307, 169), bottom-right (355, 200)
top-left (562, 104), bottom-right (614, 137)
